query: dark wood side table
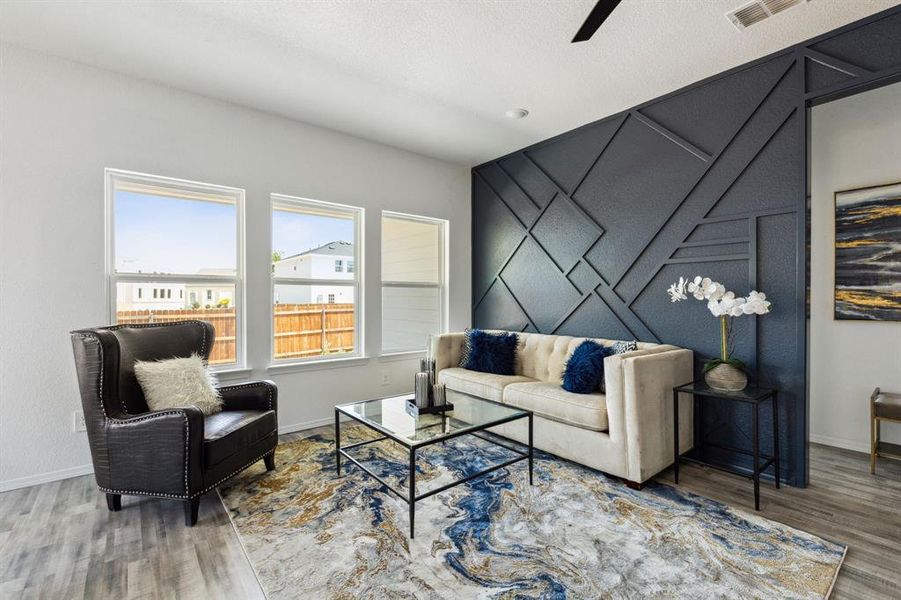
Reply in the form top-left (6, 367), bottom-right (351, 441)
top-left (672, 381), bottom-right (780, 511)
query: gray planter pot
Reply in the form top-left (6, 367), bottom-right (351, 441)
top-left (704, 363), bottom-right (748, 392)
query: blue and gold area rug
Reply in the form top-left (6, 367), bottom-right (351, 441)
top-left (218, 428), bottom-right (845, 599)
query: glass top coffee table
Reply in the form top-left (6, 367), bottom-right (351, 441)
top-left (334, 393), bottom-right (533, 538)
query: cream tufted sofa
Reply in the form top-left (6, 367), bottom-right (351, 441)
top-left (432, 331), bottom-right (694, 486)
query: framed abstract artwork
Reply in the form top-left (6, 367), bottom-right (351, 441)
top-left (834, 181), bottom-right (901, 321)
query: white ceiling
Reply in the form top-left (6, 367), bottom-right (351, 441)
top-left (0, 0), bottom-right (894, 165)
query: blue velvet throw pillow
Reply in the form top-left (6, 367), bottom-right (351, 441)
top-left (562, 341), bottom-right (613, 394)
top-left (461, 330), bottom-right (518, 376)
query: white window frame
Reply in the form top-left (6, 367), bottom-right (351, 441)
top-left (380, 211), bottom-right (448, 355)
top-left (104, 168), bottom-right (246, 370)
top-left (270, 193), bottom-right (364, 365)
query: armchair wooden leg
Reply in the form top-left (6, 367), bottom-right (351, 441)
top-left (264, 452), bottom-right (276, 472)
top-left (184, 498), bottom-right (200, 527)
top-left (106, 493), bottom-right (121, 512)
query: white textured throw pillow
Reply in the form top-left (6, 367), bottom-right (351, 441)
top-left (134, 354), bottom-right (223, 416)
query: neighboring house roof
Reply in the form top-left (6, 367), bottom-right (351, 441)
top-left (280, 240), bottom-right (353, 260)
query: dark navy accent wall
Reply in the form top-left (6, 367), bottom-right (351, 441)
top-left (471, 8), bottom-right (901, 487)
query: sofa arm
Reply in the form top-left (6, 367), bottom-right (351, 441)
top-left (105, 406), bottom-right (205, 498)
top-left (616, 348), bottom-right (694, 483)
top-left (218, 380), bottom-right (278, 413)
top-left (431, 333), bottom-right (466, 375)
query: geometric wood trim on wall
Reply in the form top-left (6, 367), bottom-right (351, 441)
top-left (471, 7), bottom-right (901, 487)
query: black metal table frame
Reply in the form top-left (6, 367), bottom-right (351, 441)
top-left (673, 381), bottom-right (779, 511)
top-left (334, 400), bottom-right (533, 538)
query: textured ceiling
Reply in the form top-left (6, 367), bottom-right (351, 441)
top-left (0, 0), bottom-right (895, 165)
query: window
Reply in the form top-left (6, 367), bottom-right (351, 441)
top-left (347, 260), bottom-right (354, 273)
top-left (271, 194), bottom-right (362, 362)
top-left (207, 290), bottom-right (213, 301)
top-left (381, 212), bottom-right (447, 353)
top-left (107, 169), bottom-right (244, 367)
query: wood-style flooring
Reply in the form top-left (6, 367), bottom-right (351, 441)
top-left (657, 444), bottom-right (901, 599)
top-left (1, 433), bottom-right (899, 599)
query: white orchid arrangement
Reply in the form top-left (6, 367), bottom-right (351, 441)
top-left (667, 276), bottom-right (772, 373)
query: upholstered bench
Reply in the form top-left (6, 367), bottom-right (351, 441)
top-left (871, 387), bottom-right (901, 474)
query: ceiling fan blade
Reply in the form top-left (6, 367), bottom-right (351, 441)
top-left (571, 0), bottom-right (623, 43)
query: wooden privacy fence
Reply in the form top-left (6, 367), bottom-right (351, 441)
top-left (116, 303), bottom-right (354, 364)
top-left (272, 304), bottom-right (354, 359)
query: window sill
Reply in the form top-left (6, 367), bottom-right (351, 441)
top-left (212, 367), bottom-right (255, 381)
top-left (266, 356), bottom-right (370, 374)
top-left (378, 350), bottom-right (426, 363)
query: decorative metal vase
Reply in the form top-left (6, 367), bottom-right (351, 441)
top-left (413, 372), bottom-right (431, 408)
top-left (432, 383), bottom-right (446, 407)
top-left (704, 363), bottom-right (748, 392)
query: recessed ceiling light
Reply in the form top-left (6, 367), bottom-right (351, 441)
top-left (505, 108), bottom-right (529, 119)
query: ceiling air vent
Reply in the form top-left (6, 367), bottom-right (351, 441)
top-left (727, 0), bottom-right (810, 31)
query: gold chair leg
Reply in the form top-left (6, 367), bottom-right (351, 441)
top-left (870, 415), bottom-right (877, 474)
top-left (870, 387), bottom-right (879, 475)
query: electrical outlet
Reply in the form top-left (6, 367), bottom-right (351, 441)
top-left (73, 410), bottom-right (86, 432)
top-left (381, 372), bottom-right (390, 386)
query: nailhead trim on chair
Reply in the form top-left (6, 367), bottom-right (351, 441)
top-left (97, 485), bottom-right (189, 500)
top-left (219, 381), bottom-right (274, 410)
top-left (97, 449), bottom-right (276, 500)
top-left (104, 320), bottom-right (209, 356)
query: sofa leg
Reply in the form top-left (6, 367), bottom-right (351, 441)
top-left (624, 480), bottom-right (644, 491)
top-left (264, 452), bottom-right (276, 472)
top-left (106, 493), bottom-right (122, 512)
top-left (184, 498), bottom-right (200, 526)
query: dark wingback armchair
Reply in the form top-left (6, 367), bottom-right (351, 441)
top-left (70, 320), bottom-right (278, 525)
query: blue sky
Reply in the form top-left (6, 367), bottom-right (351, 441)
top-left (115, 192), bottom-right (352, 274)
top-left (272, 208), bottom-right (353, 259)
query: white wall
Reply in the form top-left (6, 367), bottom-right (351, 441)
top-left (809, 81), bottom-right (901, 453)
top-left (0, 44), bottom-right (471, 490)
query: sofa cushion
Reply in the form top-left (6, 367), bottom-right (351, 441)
top-left (438, 367), bottom-right (535, 403)
top-left (563, 341), bottom-right (613, 394)
top-left (503, 382), bottom-right (608, 432)
top-left (516, 333), bottom-right (657, 384)
top-left (874, 391), bottom-right (901, 419)
top-left (612, 340), bottom-right (639, 354)
top-left (461, 330), bottom-right (519, 375)
top-left (204, 410), bottom-right (277, 467)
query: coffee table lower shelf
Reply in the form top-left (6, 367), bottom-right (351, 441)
top-left (334, 406), bottom-right (533, 538)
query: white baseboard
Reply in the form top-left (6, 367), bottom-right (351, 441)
top-left (278, 417), bottom-right (333, 435)
top-left (0, 418), bottom-right (336, 493)
top-left (809, 433), bottom-right (870, 454)
top-left (0, 463), bottom-right (94, 493)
